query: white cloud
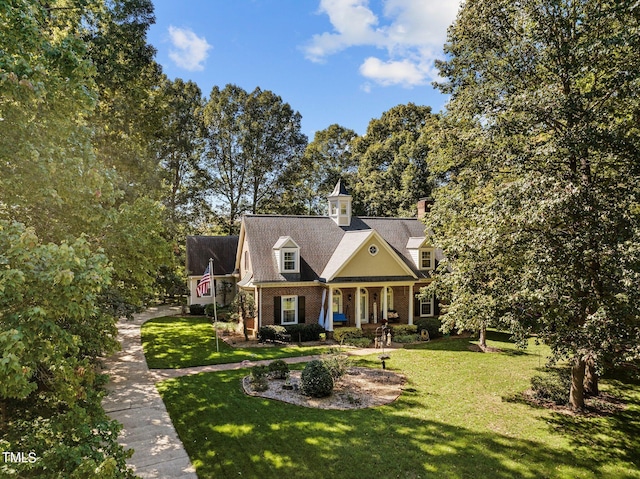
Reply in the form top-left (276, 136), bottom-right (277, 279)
top-left (303, 0), bottom-right (462, 87)
top-left (168, 26), bottom-right (212, 71)
top-left (360, 57), bottom-right (427, 87)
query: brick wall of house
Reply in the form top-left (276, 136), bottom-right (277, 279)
top-left (394, 286), bottom-right (410, 323)
top-left (259, 285), bottom-right (325, 327)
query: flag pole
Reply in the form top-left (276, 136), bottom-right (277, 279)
top-left (210, 257), bottom-right (219, 353)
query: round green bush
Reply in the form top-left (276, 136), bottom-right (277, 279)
top-left (300, 360), bottom-right (334, 398)
top-left (268, 359), bottom-right (290, 379)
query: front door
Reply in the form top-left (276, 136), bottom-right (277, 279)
top-left (360, 288), bottom-right (369, 324)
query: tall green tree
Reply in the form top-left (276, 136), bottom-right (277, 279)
top-left (429, 0), bottom-right (640, 409)
top-left (0, 0), bottom-right (113, 242)
top-left (300, 124), bottom-right (358, 214)
top-left (85, 0), bottom-right (164, 198)
top-left (353, 103), bottom-right (436, 217)
top-left (203, 84), bottom-right (251, 234)
top-left (202, 84), bottom-right (307, 233)
top-left (156, 78), bottom-right (207, 232)
top-left (244, 87), bottom-right (307, 214)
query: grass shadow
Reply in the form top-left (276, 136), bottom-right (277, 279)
top-left (158, 369), bottom-right (639, 479)
top-left (545, 378), bottom-right (640, 469)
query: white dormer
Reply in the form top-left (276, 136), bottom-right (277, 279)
top-left (273, 236), bottom-right (300, 274)
top-left (406, 237), bottom-right (435, 271)
top-left (328, 180), bottom-right (352, 226)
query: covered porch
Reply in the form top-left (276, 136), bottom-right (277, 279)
top-left (322, 281), bottom-right (432, 330)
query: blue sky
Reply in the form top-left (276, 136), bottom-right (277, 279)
top-left (147, 0), bottom-right (462, 139)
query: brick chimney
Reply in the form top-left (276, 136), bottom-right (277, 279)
top-left (417, 197), bottom-right (433, 219)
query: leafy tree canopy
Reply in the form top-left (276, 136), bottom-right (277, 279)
top-left (353, 103), bottom-right (437, 217)
top-left (428, 0), bottom-right (640, 408)
top-left (300, 124), bottom-right (358, 215)
top-left (202, 84), bottom-right (307, 233)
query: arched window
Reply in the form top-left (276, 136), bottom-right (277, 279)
top-left (386, 288), bottom-right (394, 310)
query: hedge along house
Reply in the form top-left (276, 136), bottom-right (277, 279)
top-left (186, 235), bottom-right (239, 307)
top-left (235, 181), bottom-right (440, 336)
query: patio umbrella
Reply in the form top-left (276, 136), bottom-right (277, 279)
top-left (318, 289), bottom-right (326, 328)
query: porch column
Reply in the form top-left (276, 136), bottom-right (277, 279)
top-left (382, 285), bottom-right (388, 321)
top-left (328, 287), bottom-right (334, 332)
top-left (355, 287), bottom-right (362, 329)
top-left (408, 284), bottom-right (414, 325)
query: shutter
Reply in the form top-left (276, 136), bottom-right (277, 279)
top-left (434, 295), bottom-right (440, 316)
top-left (414, 293), bottom-right (420, 318)
top-left (274, 296), bottom-right (281, 325)
top-left (298, 296), bottom-right (305, 323)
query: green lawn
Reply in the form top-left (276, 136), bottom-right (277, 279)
top-left (141, 316), bottom-right (329, 368)
top-left (156, 332), bottom-right (640, 479)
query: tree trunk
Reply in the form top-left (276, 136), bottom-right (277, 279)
top-left (569, 356), bottom-right (586, 409)
top-left (583, 355), bottom-right (599, 397)
top-left (478, 323), bottom-right (487, 350)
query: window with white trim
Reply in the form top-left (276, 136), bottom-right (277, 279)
top-left (420, 248), bottom-right (435, 270)
top-left (283, 249), bottom-right (297, 272)
top-left (282, 295), bottom-right (298, 324)
top-left (420, 295), bottom-right (434, 317)
top-left (195, 277), bottom-right (212, 297)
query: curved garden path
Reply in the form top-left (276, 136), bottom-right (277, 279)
top-left (102, 305), bottom-right (391, 478)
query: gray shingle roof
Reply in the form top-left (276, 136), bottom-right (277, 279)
top-left (243, 215), bottom-right (430, 283)
top-left (186, 235), bottom-right (239, 276)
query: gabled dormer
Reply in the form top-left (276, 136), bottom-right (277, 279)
top-left (273, 236), bottom-right (300, 274)
top-left (406, 237), bottom-right (435, 271)
top-left (328, 180), bottom-right (352, 227)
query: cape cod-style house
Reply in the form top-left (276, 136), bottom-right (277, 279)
top-left (234, 181), bottom-right (440, 335)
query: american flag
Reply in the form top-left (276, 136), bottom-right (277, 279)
top-left (196, 264), bottom-right (212, 297)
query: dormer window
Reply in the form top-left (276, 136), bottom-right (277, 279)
top-left (283, 249), bottom-right (297, 272)
top-left (407, 237), bottom-right (435, 271)
top-left (420, 248), bottom-right (434, 270)
top-left (273, 236), bottom-right (300, 274)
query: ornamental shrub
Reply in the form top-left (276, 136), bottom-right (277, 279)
top-left (189, 303), bottom-right (206, 315)
top-left (321, 350), bottom-right (351, 380)
top-left (250, 365), bottom-right (269, 392)
top-left (391, 325), bottom-right (418, 337)
top-left (258, 325), bottom-right (288, 342)
top-left (333, 327), bottom-right (362, 343)
top-left (205, 303), bottom-right (219, 317)
top-left (285, 323), bottom-right (325, 342)
top-left (415, 317), bottom-right (443, 339)
top-left (268, 359), bottom-right (290, 379)
top-left (300, 360), bottom-right (334, 398)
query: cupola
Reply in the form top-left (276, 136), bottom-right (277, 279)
top-left (327, 180), bottom-right (352, 226)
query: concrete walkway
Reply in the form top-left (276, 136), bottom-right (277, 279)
top-left (102, 305), bottom-right (197, 479)
top-left (102, 305), bottom-right (396, 478)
